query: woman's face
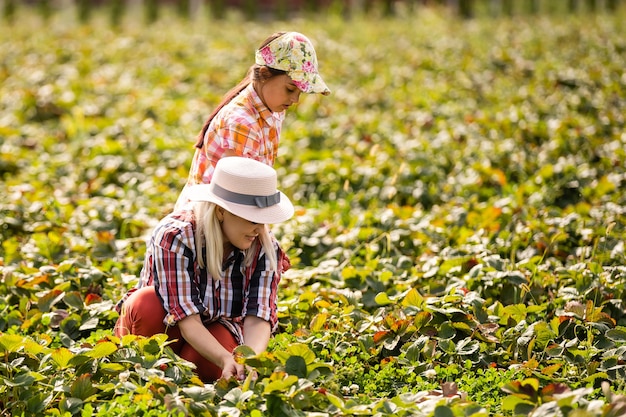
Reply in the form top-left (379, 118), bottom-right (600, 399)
top-left (257, 74), bottom-right (301, 113)
top-left (219, 209), bottom-right (264, 250)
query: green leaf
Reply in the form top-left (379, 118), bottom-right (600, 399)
top-left (434, 405), bottom-right (455, 417)
top-left (503, 304), bottom-right (528, 323)
top-left (78, 316), bottom-right (99, 331)
top-left (60, 316), bottom-right (81, 340)
top-left (60, 397), bottom-right (83, 415)
top-left (70, 374), bottom-right (96, 400)
top-left (37, 290), bottom-right (65, 313)
top-left (276, 343), bottom-right (316, 365)
top-left (501, 395), bottom-right (534, 412)
top-left (25, 392), bottom-right (53, 415)
top-left (240, 351), bottom-right (279, 377)
top-left (413, 311), bottom-right (432, 330)
top-left (285, 355), bottom-right (308, 378)
top-left (223, 387), bottom-right (253, 406)
top-left (439, 339), bottom-right (456, 354)
top-left (63, 291), bottom-right (85, 310)
top-left (307, 362), bottom-right (333, 378)
top-left (5, 371), bottom-right (38, 387)
top-left (215, 377), bottom-right (240, 397)
top-left (233, 344), bottom-right (257, 359)
top-left (456, 338), bottom-right (480, 356)
top-left (452, 321), bottom-right (473, 334)
top-left (266, 394), bottom-right (291, 417)
top-left (583, 371), bottom-right (609, 384)
top-left (84, 341), bottom-right (117, 359)
top-left (325, 392), bottom-right (346, 410)
top-left (606, 327), bottom-right (626, 342)
top-left (374, 292), bottom-right (393, 306)
top-left (438, 322), bottom-right (456, 340)
top-left (263, 374), bottom-right (298, 394)
top-left (138, 336), bottom-right (164, 355)
top-left (99, 363), bottom-right (127, 374)
top-left (404, 335), bottom-right (429, 362)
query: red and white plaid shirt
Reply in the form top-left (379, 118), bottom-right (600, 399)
top-left (115, 209), bottom-right (284, 343)
top-left (176, 84), bottom-right (285, 209)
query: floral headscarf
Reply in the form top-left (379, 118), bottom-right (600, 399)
top-left (255, 32), bottom-right (330, 96)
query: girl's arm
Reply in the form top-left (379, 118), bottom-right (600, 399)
top-left (178, 314), bottom-right (245, 380)
top-left (242, 316), bottom-right (271, 353)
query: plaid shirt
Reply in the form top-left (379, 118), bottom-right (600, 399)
top-left (115, 209), bottom-right (283, 343)
top-left (176, 84), bottom-right (285, 209)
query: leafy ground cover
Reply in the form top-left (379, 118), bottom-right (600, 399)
top-left (1, 6), bottom-right (625, 417)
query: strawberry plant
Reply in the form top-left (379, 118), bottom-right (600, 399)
top-left (1, 5), bottom-right (625, 416)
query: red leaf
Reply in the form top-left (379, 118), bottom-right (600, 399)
top-left (85, 293), bottom-right (102, 305)
top-left (373, 330), bottom-right (392, 344)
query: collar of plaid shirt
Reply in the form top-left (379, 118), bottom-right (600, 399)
top-left (247, 83), bottom-right (285, 130)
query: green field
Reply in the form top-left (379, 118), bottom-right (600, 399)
top-left (1, 6), bottom-right (626, 416)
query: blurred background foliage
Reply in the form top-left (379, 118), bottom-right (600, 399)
top-left (2, 0), bottom-right (624, 25)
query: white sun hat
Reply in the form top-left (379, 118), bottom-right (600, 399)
top-left (186, 157), bottom-right (294, 225)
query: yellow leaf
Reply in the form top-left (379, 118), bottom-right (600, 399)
top-left (402, 288), bottom-right (424, 308)
top-left (541, 363), bottom-right (561, 376)
top-left (51, 347), bottom-right (74, 369)
top-left (310, 313), bottom-right (328, 333)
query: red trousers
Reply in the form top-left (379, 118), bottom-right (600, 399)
top-left (114, 285), bottom-right (238, 382)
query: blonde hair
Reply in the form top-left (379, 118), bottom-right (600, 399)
top-left (192, 201), bottom-right (278, 280)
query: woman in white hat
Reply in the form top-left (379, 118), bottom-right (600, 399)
top-left (175, 31), bottom-right (330, 209)
top-left (115, 157), bottom-right (294, 382)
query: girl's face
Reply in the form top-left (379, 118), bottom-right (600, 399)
top-left (218, 209), bottom-right (264, 250)
top-left (257, 74), bottom-right (301, 113)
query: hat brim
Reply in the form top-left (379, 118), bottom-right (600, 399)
top-left (290, 71), bottom-right (331, 95)
top-left (186, 184), bottom-right (295, 224)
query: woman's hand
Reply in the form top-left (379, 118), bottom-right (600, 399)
top-left (178, 315), bottom-right (242, 378)
top-left (219, 354), bottom-right (246, 381)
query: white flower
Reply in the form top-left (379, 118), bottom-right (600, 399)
top-left (422, 369), bottom-right (437, 379)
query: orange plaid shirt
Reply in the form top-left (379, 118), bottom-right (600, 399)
top-left (176, 84), bottom-right (285, 208)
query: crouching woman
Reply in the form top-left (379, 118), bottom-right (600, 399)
top-left (114, 156), bottom-right (294, 382)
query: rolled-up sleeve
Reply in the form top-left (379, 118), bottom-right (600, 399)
top-left (151, 220), bottom-right (205, 325)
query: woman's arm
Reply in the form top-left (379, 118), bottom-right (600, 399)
top-left (178, 314), bottom-right (245, 380)
top-left (242, 316), bottom-right (271, 353)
